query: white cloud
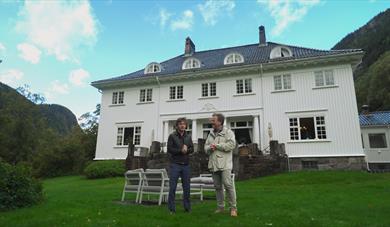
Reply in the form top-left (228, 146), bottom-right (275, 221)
top-left (159, 8), bottom-right (172, 28)
top-left (171, 10), bottom-right (194, 31)
top-left (0, 42), bottom-right (5, 55)
top-left (48, 80), bottom-right (69, 95)
top-left (17, 43), bottom-right (42, 64)
top-left (198, 0), bottom-right (235, 26)
top-left (0, 69), bottom-right (24, 86)
top-left (258, 0), bottom-right (320, 36)
top-left (15, 1), bottom-right (99, 62)
top-left (69, 68), bottom-right (90, 87)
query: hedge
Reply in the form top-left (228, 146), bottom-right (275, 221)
top-left (83, 160), bottom-right (125, 179)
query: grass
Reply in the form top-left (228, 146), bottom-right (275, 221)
top-left (1, 171), bottom-right (390, 227)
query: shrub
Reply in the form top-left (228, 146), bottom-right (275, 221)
top-left (83, 160), bottom-right (125, 179)
top-left (0, 160), bottom-right (43, 211)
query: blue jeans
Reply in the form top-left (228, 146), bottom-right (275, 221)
top-left (168, 163), bottom-right (191, 212)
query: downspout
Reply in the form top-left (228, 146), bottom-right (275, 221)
top-left (155, 76), bottom-right (161, 142)
top-left (259, 63), bottom-right (265, 152)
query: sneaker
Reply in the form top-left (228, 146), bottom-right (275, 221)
top-left (230, 208), bottom-right (238, 217)
top-left (169, 210), bottom-right (176, 215)
top-left (214, 208), bottom-right (224, 213)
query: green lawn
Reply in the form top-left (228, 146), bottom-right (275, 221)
top-left (1, 171), bottom-right (390, 227)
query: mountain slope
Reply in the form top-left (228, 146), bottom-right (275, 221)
top-left (332, 8), bottom-right (390, 111)
top-left (0, 82), bottom-right (78, 135)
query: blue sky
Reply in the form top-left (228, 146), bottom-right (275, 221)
top-left (0, 0), bottom-right (389, 119)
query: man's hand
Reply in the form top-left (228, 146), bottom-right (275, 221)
top-left (210, 144), bottom-right (217, 151)
top-left (182, 144), bottom-right (188, 154)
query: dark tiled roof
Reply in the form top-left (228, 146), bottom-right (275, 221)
top-left (92, 42), bottom-right (362, 85)
top-left (360, 111), bottom-right (390, 126)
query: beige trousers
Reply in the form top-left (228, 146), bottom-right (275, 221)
top-left (212, 169), bottom-right (237, 209)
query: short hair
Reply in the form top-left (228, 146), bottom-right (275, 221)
top-left (212, 113), bottom-right (225, 125)
top-left (175, 117), bottom-right (188, 128)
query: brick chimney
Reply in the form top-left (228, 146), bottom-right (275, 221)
top-left (185, 37), bottom-right (195, 56)
top-left (259, 25), bottom-right (266, 46)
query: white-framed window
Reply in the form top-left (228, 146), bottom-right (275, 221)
top-left (112, 91), bottom-right (124, 104)
top-left (236, 79), bottom-right (252, 94)
top-left (144, 63), bottom-right (161, 74)
top-left (224, 53), bottom-right (244, 65)
top-left (314, 70), bottom-right (335, 87)
top-left (230, 121), bottom-right (253, 144)
top-left (274, 74), bottom-right (292, 90)
top-left (116, 126), bottom-right (142, 146)
top-left (289, 116), bottom-right (327, 141)
top-left (182, 58), bottom-right (201, 70)
top-left (270, 46), bottom-right (293, 59)
top-left (139, 88), bottom-right (153, 102)
top-left (201, 82), bottom-right (217, 97)
top-left (368, 133), bottom-right (387, 148)
top-left (169, 85), bottom-right (184, 100)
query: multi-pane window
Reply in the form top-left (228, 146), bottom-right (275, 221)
top-left (274, 74), bottom-right (291, 90)
top-left (145, 63), bottom-right (161, 74)
top-left (224, 53), bottom-right (244, 65)
top-left (368, 133), bottom-right (387, 148)
top-left (182, 58), bottom-right (201, 70)
top-left (169, 86), bottom-right (184, 100)
top-left (289, 116), bottom-right (327, 140)
top-left (116, 126), bottom-right (141, 146)
top-left (236, 79), bottom-right (252, 94)
top-left (139, 88), bottom-right (153, 102)
top-left (316, 116), bottom-right (327, 139)
top-left (289, 118), bottom-right (299, 140)
top-left (201, 82), bottom-right (217, 97)
top-left (134, 127), bottom-right (141, 145)
top-left (112, 91), bottom-right (124, 104)
top-left (314, 70), bottom-right (335, 87)
top-left (116, 128), bottom-right (123, 145)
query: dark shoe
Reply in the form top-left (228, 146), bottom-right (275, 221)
top-left (184, 209), bottom-right (191, 213)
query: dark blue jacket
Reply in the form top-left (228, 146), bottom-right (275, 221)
top-left (167, 130), bottom-right (194, 165)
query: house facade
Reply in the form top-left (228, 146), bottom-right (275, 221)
top-left (360, 109), bottom-right (390, 170)
top-left (91, 26), bottom-right (366, 170)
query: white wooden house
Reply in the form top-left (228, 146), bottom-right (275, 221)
top-left (91, 26), bottom-right (366, 170)
top-left (360, 108), bottom-right (390, 170)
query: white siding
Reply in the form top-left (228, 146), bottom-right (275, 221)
top-left (94, 63), bottom-right (364, 160)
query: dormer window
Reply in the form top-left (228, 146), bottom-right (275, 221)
top-left (270, 46), bottom-right (293, 59)
top-left (182, 58), bottom-right (201, 70)
top-left (144, 62), bottom-right (161, 74)
top-left (224, 53), bottom-right (244, 65)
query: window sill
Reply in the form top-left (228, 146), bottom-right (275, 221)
top-left (137, 101), bottom-right (154, 105)
top-left (109, 104), bottom-right (125, 107)
top-left (312, 85), bottom-right (339, 90)
top-left (287, 139), bottom-right (331, 144)
top-left (271, 89), bottom-right (296, 93)
top-left (233, 92), bottom-right (255, 97)
top-left (198, 96), bottom-right (219, 100)
top-left (166, 99), bottom-right (186, 102)
top-left (113, 145), bottom-right (140, 149)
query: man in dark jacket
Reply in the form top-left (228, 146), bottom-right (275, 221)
top-left (167, 117), bottom-right (193, 213)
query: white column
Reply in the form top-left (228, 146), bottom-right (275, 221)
top-left (253, 115), bottom-right (260, 145)
top-left (163, 120), bottom-right (169, 152)
top-left (192, 119), bottom-right (198, 143)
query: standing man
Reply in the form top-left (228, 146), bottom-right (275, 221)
top-left (205, 113), bottom-right (238, 217)
top-left (167, 117), bottom-right (193, 214)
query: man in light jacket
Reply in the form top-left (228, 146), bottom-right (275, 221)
top-left (204, 113), bottom-right (238, 217)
